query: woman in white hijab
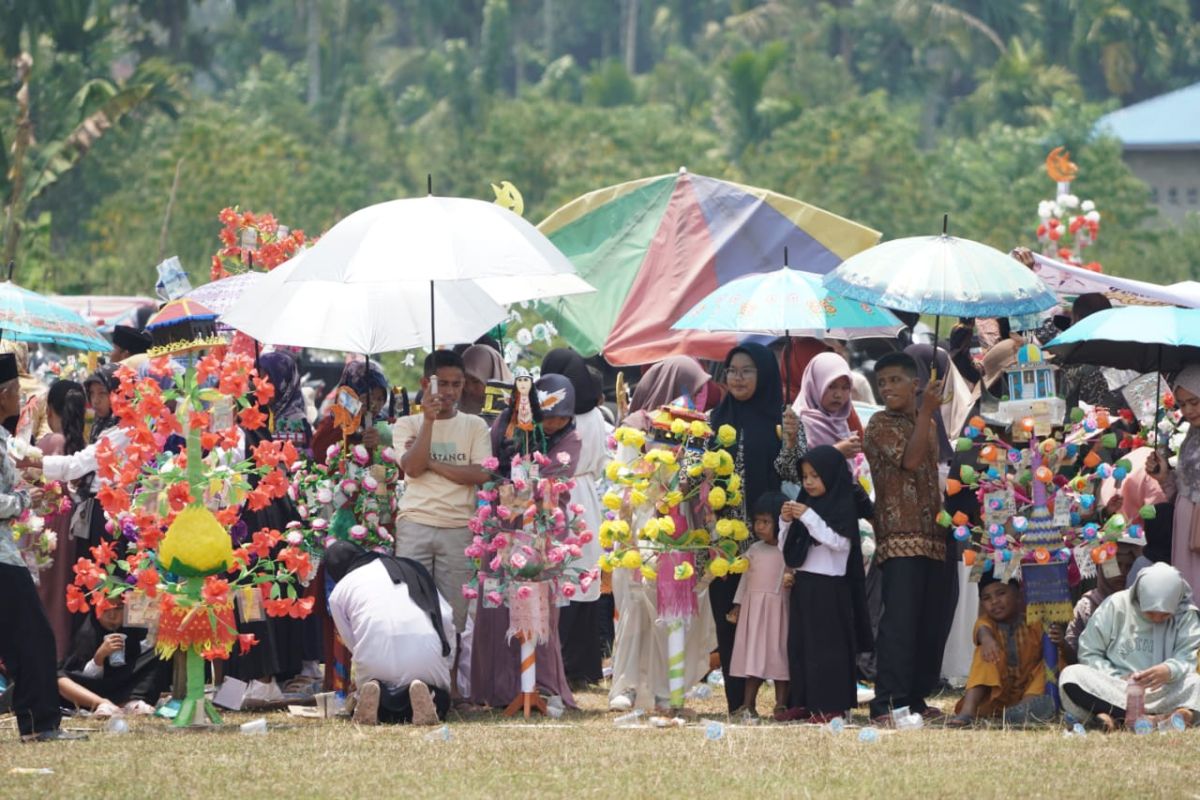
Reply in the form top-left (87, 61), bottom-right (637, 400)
top-left (1060, 563), bottom-right (1200, 730)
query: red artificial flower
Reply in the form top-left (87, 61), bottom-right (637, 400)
top-left (253, 375), bottom-right (275, 408)
top-left (136, 567), bottom-right (159, 598)
top-left (280, 546), bottom-right (312, 580)
top-left (1164, 392), bottom-right (1176, 409)
top-left (93, 593), bottom-right (115, 617)
top-left (72, 558), bottom-right (104, 590)
top-left (228, 547), bottom-right (251, 573)
top-left (201, 645), bottom-right (229, 661)
top-left (201, 575), bottom-right (231, 607)
top-left (264, 597), bottom-right (293, 617)
top-left (289, 596), bottom-right (315, 619)
top-left (281, 441), bottom-right (299, 469)
top-left (90, 539), bottom-right (117, 567)
top-left (167, 482), bottom-right (194, 512)
top-left (237, 633), bottom-right (260, 655)
top-left (136, 516), bottom-right (165, 551)
top-left (239, 405), bottom-right (267, 431)
top-left (188, 410), bottom-right (211, 431)
top-left (219, 426), bottom-right (241, 452)
top-left (201, 431), bottom-right (220, 451)
top-left (96, 484), bottom-right (131, 516)
top-left (95, 438), bottom-right (118, 476)
top-left (65, 584), bottom-right (90, 614)
top-left (253, 440), bottom-right (284, 469)
top-left (215, 506), bottom-right (241, 527)
top-left (245, 487), bottom-right (272, 512)
top-left (248, 528), bottom-right (280, 560)
top-left (259, 469), bottom-right (290, 499)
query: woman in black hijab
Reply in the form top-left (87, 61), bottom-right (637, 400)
top-left (708, 342), bottom-right (783, 713)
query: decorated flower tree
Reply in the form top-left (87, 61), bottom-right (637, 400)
top-left (290, 441), bottom-right (400, 556)
top-left (1035, 148), bottom-right (1102, 270)
top-left (598, 410), bottom-right (745, 711)
top-left (463, 451), bottom-right (595, 717)
top-left (66, 304), bottom-right (313, 728)
top-left (945, 400), bottom-right (1178, 706)
top-left (210, 206), bottom-right (309, 281)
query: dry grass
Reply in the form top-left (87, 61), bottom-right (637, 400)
top-left (3, 686), bottom-right (1199, 799)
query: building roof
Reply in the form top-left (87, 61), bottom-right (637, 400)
top-left (1096, 83), bottom-right (1200, 151)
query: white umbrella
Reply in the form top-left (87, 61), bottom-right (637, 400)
top-left (220, 253), bottom-right (509, 354)
top-left (276, 195), bottom-right (589, 348)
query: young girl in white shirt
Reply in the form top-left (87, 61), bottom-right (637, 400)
top-left (780, 445), bottom-right (874, 723)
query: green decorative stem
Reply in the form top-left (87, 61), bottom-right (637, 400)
top-left (172, 577), bottom-right (223, 728)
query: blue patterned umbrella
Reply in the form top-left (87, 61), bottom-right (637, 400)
top-left (822, 230), bottom-right (1057, 318)
top-left (0, 281), bottom-right (111, 351)
top-left (672, 266), bottom-right (903, 339)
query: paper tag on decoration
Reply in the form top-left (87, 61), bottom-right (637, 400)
top-left (368, 464), bottom-right (388, 495)
top-left (236, 585), bottom-right (264, 622)
top-left (210, 397), bottom-right (234, 432)
top-left (982, 490), bottom-right (1016, 526)
top-left (1074, 547), bottom-right (1096, 581)
top-left (1100, 557), bottom-right (1122, 580)
top-left (1053, 491), bottom-right (1072, 527)
top-left (1121, 373), bottom-right (1165, 428)
top-left (124, 590), bottom-right (156, 627)
top-left (482, 577), bottom-right (502, 608)
top-left (968, 559), bottom-right (985, 583)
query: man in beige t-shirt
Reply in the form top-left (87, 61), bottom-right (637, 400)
top-left (394, 351), bottom-right (492, 685)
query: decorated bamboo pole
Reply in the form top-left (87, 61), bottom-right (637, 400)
top-left (657, 549), bottom-right (697, 712)
top-left (504, 581), bottom-right (549, 718)
top-left (519, 634), bottom-right (537, 717)
top-left (666, 620), bottom-right (686, 709)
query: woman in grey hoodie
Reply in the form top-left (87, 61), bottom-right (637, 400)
top-left (1060, 562), bottom-right (1200, 729)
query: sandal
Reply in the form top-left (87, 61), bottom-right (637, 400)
top-left (945, 713), bottom-right (975, 729)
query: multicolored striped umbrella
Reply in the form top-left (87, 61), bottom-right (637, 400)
top-left (536, 169), bottom-right (880, 365)
top-left (0, 281), bottom-right (111, 351)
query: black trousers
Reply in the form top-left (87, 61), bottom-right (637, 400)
top-left (869, 556), bottom-right (948, 718)
top-left (789, 573), bottom-right (855, 714)
top-left (558, 600), bottom-right (603, 685)
top-left (379, 681), bottom-right (450, 724)
top-left (0, 563), bottom-right (62, 735)
top-left (709, 574), bottom-right (744, 714)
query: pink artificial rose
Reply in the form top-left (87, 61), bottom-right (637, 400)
top-left (510, 552), bottom-right (528, 569)
top-left (476, 506), bottom-right (493, 520)
top-left (481, 456), bottom-right (500, 471)
top-left (545, 548), bottom-right (564, 565)
top-left (569, 503), bottom-right (584, 516)
top-left (297, 504), bottom-right (309, 520)
top-left (362, 474), bottom-right (379, 492)
top-left (287, 485), bottom-right (298, 501)
top-left (381, 447), bottom-right (398, 464)
top-left (340, 479), bottom-right (359, 495)
top-left (489, 555), bottom-right (502, 572)
top-left (579, 573), bottom-right (594, 591)
top-left (326, 444), bottom-right (340, 461)
top-left (561, 583), bottom-right (577, 599)
top-left (378, 528), bottom-right (394, 542)
top-left (468, 519), bottom-right (483, 535)
top-left (316, 487), bottom-right (334, 504)
top-left (493, 533), bottom-right (510, 550)
top-left (286, 520), bottom-right (303, 530)
top-left (516, 584), bottom-right (532, 600)
top-left (311, 518), bottom-right (329, 531)
top-left (349, 525), bottom-right (368, 541)
top-left (533, 451), bottom-right (550, 466)
top-left (556, 451), bottom-right (571, 466)
top-left (464, 543), bottom-right (485, 559)
top-left (512, 478), bottom-right (527, 492)
top-left (285, 531), bottom-right (303, 546)
top-left (462, 586), bottom-right (479, 600)
top-left (578, 531), bottom-right (593, 544)
top-left (486, 591), bottom-right (504, 606)
top-left (496, 505), bottom-right (512, 519)
top-left (352, 445), bottom-right (370, 466)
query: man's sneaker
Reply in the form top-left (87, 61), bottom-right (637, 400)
top-left (409, 680), bottom-right (439, 726)
top-left (353, 680), bottom-right (381, 726)
top-left (608, 689), bottom-right (635, 712)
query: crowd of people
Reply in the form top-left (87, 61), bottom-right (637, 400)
top-left (2, 277), bottom-right (1200, 743)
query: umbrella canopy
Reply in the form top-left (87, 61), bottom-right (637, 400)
top-left (1032, 253), bottom-right (1200, 309)
top-left (50, 295), bottom-right (155, 332)
top-left (284, 195), bottom-right (576, 284)
top-left (1044, 306), bottom-right (1200, 372)
top-left (0, 281), bottom-right (111, 351)
top-left (823, 232), bottom-right (1057, 318)
top-left (184, 272), bottom-right (264, 317)
top-left (536, 169), bottom-right (881, 365)
top-left (671, 266), bottom-right (904, 339)
top-left (219, 252), bottom-right (509, 354)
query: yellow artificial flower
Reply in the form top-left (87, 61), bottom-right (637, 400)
top-left (599, 529), bottom-right (613, 550)
top-left (708, 487), bottom-right (727, 511)
top-left (630, 489), bottom-right (647, 506)
top-left (701, 451), bottom-right (721, 471)
top-left (620, 550), bottom-right (643, 570)
top-left (640, 518), bottom-right (660, 540)
top-left (727, 490), bottom-right (742, 507)
top-left (727, 474), bottom-right (741, 493)
top-left (598, 554), bottom-right (615, 573)
top-left (690, 420), bottom-right (711, 438)
top-left (674, 561), bottom-right (695, 581)
top-left (715, 519), bottom-right (734, 538)
top-left (640, 564), bottom-right (658, 581)
top-left (656, 449), bottom-right (677, 466)
top-left (605, 461), bottom-right (624, 482)
top-left (687, 464), bottom-right (703, 478)
top-left (709, 557), bottom-right (730, 577)
top-left (615, 427), bottom-right (646, 449)
top-left (729, 556), bottom-right (750, 574)
top-left (716, 450), bottom-right (735, 476)
top-left (717, 424), bottom-right (737, 447)
top-left (732, 520), bottom-right (750, 541)
top-left (614, 521), bottom-right (632, 541)
top-left (690, 529), bottom-right (710, 546)
top-left (657, 516), bottom-right (676, 537)
top-left (664, 490), bottom-right (684, 508)
top-left (670, 418), bottom-right (688, 435)
top-left (602, 492), bottom-right (623, 511)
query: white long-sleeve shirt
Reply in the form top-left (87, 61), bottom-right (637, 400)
top-left (42, 428), bottom-right (130, 483)
top-left (778, 507), bottom-right (850, 577)
top-left (328, 560), bottom-right (456, 690)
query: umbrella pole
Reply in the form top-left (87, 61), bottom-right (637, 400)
top-left (429, 280), bottom-right (436, 352)
top-left (784, 330), bottom-right (792, 406)
top-left (929, 314), bottom-right (941, 381)
top-left (1154, 344), bottom-right (1163, 451)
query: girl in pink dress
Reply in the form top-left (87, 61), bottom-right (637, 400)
top-left (728, 492), bottom-right (790, 720)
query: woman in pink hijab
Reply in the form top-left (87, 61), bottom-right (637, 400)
top-left (777, 352), bottom-right (864, 482)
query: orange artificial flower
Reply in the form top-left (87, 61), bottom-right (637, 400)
top-left (188, 410), bottom-right (211, 431)
top-left (245, 487), bottom-right (272, 512)
top-left (289, 596), bottom-right (315, 619)
top-left (72, 558), bottom-right (104, 590)
top-left (237, 633), bottom-right (260, 655)
top-left (66, 584), bottom-right (90, 614)
top-left (253, 375), bottom-right (275, 407)
top-left (239, 405), bottom-right (267, 431)
top-left (215, 506), bottom-right (241, 527)
top-left (281, 441), bottom-right (299, 469)
top-left (201, 431), bottom-right (220, 450)
top-left (136, 567), bottom-right (159, 598)
top-left (259, 469), bottom-right (289, 499)
top-left (90, 539), bottom-right (117, 567)
top-left (280, 546), bottom-right (312, 580)
top-left (167, 482), bottom-right (193, 512)
top-left (248, 528), bottom-right (280, 560)
top-left (93, 594), bottom-right (115, 616)
top-left (201, 575), bottom-right (231, 607)
top-left (228, 547), bottom-right (251, 573)
top-left (264, 597), bottom-right (293, 617)
top-left (201, 645), bottom-right (230, 661)
top-left (253, 440), bottom-right (284, 469)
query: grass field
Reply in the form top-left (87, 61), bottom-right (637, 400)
top-left (3, 685), bottom-right (1199, 799)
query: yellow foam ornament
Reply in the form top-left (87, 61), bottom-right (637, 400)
top-left (709, 557), bottom-right (730, 577)
top-left (158, 505), bottom-right (235, 577)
